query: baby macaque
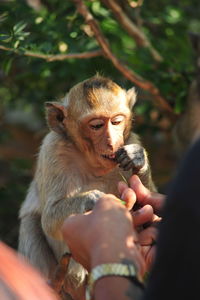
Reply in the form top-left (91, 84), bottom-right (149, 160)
top-left (18, 75), bottom-right (156, 300)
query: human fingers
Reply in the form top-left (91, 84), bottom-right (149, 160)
top-left (118, 181), bottom-right (136, 210)
top-left (138, 226), bottom-right (157, 270)
top-left (139, 226), bottom-right (157, 246)
top-left (62, 196), bottom-right (144, 274)
top-left (118, 181), bottom-right (128, 195)
top-left (129, 175), bottom-right (165, 214)
top-left (86, 197), bottom-right (146, 276)
top-left (141, 245), bottom-right (156, 271)
top-left (120, 187), bottom-right (137, 210)
top-left (132, 204), bottom-right (154, 227)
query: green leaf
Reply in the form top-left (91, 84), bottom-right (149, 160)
top-left (0, 34), bottom-right (12, 43)
top-left (120, 200), bottom-right (126, 206)
top-left (91, 1), bottom-right (109, 17)
top-left (2, 58), bottom-right (14, 75)
top-left (13, 21), bottom-right (27, 34)
top-left (14, 40), bottom-right (20, 49)
top-left (0, 12), bottom-right (8, 23)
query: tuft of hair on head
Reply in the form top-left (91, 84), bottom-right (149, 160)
top-left (82, 75), bottom-right (121, 107)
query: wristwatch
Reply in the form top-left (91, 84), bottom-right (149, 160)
top-left (86, 262), bottom-right (140, 300)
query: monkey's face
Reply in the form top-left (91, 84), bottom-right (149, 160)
top-left (74, 88), bottom-right (134, 175)
top-left (45, 75), bottom-right (136, 175)
top-left (80, 110), bottom-right (130, 173)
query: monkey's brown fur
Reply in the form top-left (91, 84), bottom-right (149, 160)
top-left (18, 75), bottom-right (156, 300)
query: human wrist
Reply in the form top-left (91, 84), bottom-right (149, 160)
top-left (90, 239), bottom-right (144, 278)
top-left (86, 261), bottom-right (144, 300)
top-left (94, 276), bottom-right (144, 300)
top-left (91, 246), bottom-right (137, 268)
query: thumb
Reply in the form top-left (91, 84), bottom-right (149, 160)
top-left (129, 175), bottom-right (149, 205)
top-left (129, 175), bottom-right (165, 214)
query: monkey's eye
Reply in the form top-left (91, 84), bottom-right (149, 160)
top-left (89, 119), bottom-right (104, 130)
top-left (90, 124), bottom-right (103, 130)
top-left (111, 115), bottom-right (125, 125)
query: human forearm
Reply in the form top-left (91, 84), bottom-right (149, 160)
top-left (88, 236), bottom-right (145, 300)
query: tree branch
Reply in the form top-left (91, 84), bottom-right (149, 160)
top-left (73, 0), bottom-right (175, 118)
top-left (0, 45), bottom-right (103, 61)
top-left (101, 0), bottom-right (163, 62)
top-left (25, 0), bottom-right (43, 11)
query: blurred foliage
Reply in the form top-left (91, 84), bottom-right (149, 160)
top-left (0, 0), bottom-right (199, 113)
top-left (0, 0), bottom-right (199, 248)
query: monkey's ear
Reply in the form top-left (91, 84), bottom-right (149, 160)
top-left (126, 87), bottom-right (137, 109)
top-left (45, 102), bottom-right (67, 134)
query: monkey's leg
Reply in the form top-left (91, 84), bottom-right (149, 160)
top-left (63, 277), bottom-right (87, 300)
top-left (18, 214), bottom-right (57, 279)
top-left (50, 253), bottom-right (71, 293)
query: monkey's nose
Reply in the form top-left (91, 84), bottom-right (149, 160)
top-left (107, 143), bottom-right (113, 149)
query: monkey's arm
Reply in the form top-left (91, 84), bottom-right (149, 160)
top-left (18, 180), bottom-right (58, 278)
top-left (34, 133), bottom-right (104, 241)
top-left (116, 133), bottom-right (156, 191)
top-left (41, 187), bottom-right (104, 241)
top-left (19, 213), bottom-right (58, 278)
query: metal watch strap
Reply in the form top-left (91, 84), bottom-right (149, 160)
top-left (86, 263), bottom-right (139, 300)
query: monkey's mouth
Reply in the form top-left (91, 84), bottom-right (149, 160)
top-left (101, 154), bottom-right (116, 161)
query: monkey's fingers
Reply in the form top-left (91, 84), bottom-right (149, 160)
top-left (118, 156), bottom-right (145, 171)
top-left (116, 147), bottom-right (145, 171)
top-left (131, 158), bottom-right (145, 172)
top-left (116, 151), bottom-right (135, 169)
top-left (123, 161), bottom-right (135, 171)
top-left (115, 147), bottom-right (134, 162)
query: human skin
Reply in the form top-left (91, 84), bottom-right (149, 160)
top-left (62, 194), bottom-right (145, 300)
top-left (119, 175), bottom-right (165, 269)
top-left (62, 175), bottom-right (165, 300)
top-left (0, 242), bottom-right (58, 300)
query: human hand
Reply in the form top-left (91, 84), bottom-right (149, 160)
top-left (138, 225), bottom-right (157, 271)
top-left (118, 174), bottom-right (165, 217)
top-left (129, 175), bottom-right (165, 215)
top-left (62, 194), bottom-right (145, 278)
top-left (117, 178), bottom-right (160, 229)
top-left (118, 175), bottom-right (164, 271)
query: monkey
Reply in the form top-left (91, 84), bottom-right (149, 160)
top-left (18, 75), bottom-right (156, 300)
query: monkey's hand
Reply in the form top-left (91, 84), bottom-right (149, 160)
top-left (115, 144), bottom-right (146, 172)
top-left (82, 190), bottom-right (105, 213)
